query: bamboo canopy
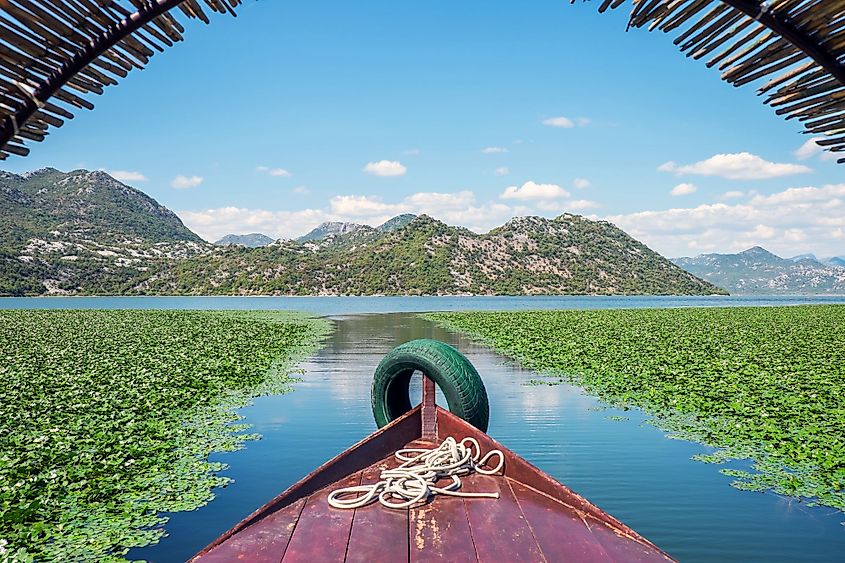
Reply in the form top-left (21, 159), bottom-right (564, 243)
top-left (582, 0), bottom-right (845, 163)
top-left (0, 0), bottom-right (239, 158)
top-left (0, 0), bottom-right (844, 161)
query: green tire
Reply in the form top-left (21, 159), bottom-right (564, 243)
top-left (371, 339), bottom-right (489, 432)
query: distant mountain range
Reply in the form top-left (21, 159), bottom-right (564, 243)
top-left (214, 233), bottom-right (275, 248)
top-left (0, 168), bottom-right (724, 296)
top-left (673, 247), bottom-right (845, 294)
top-left (296, 214), bottom-right (417, 242)
top-left (787, 253), bottom-right (845, 268)
top-left (214, 215), bottom-right (419, 247)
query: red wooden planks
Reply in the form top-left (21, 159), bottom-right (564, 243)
top-left (195, 497), bottom-right (306, 562)
top-left (346, 458), bottom-right (409, 563)
top-left (421, 375), bottom-right (437, 440)
top-left (437, 407), bottom-right (673, 560)
top-left (510, 480), bottom-right (609, 563)
top-left (410, 496), bottom-right (476, 563)
top-left (282, 471), bottom-right (362, 563)
top-left (461, 473), bottom-right (545, 563)
top-left (585, 515), bottom-right (674, 563)
top-left (194, 407), bottom-right (423, 560)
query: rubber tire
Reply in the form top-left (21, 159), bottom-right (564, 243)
top-left (371, 339), bottom-right (489, 432)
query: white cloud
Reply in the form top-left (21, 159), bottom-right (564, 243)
top-left (402, 148), bottom-right (421, 155)
top-left (572, 178), bottom-right (591, 190)
top-left (542, 116), bottom-right (574, 128)
top-left (542, 116), bottom-right (589, 128)
top-left (658, 152), bottom-right (811, 180)
top-left (180, 206), bottom-right (333, 242)
top-left (604, 183), bottom-right (845, 257)
top-left (327, 190), bottom-right (480, 222)
top-left (171, 175), bottom-right (203, 189)
top-left (720, 190), bottom-right (745, 200)
top-left (481, 147), bottom-right (508, 154)
top-left (535, 199), bottom-right (599, 213)
top-left (180, 190), bottom-right (524, 241)
top-left (784, 228), bottom-right (806, 242)
top-left (329, 195), bottom-right (405, 217)
top-left (795, 138), bottom-right (824, 161)
top-left (750, 224), bottom-right (776, 239)
top-left (670, 183), bottom-right (697, 196)
top-left (105, 169), bottom-right (147, 182)
top-left (256, 166), bottom-right (291, 177)
top-left (501, 181), bottom-right (570, 200)
top-left (293, 186), bottom-right (309, 194)
top-left (495, 167), bottom-right (510, 176)
top-left (794, 138), bottom-right (839, 162)
top-left (363, 160), bottom-right (407, 177)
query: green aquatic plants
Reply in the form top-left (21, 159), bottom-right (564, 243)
top-left (427, 306), bottom-right (845, 511)
top-left (0, 310), bottom-right (329, 561)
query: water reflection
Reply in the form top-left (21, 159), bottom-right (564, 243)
top-left (131, 314), bottom-right (845, 563)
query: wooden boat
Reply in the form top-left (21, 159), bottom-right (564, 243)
top-left (192, 352), bottom-right (674, 562)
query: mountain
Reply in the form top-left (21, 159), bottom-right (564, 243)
top-left (297, 221), bottom-right (365, 242)
top-left (825, 257), bottom-right (845, 268)
top-left (295, 215), bottom-right (417, 244)
top-left (143, 214), bottom-right (725, 296)
top-left (673, 246), bottom-right (845, 294)
top-left (1, 168), bottom-right (723, 296)
top-left (214, 233), bottom-right (275, 248)
top-left (1, 168), bottom-right (201, 245)
top-left (0, 168), bottom-right (207, 295)
top-left (377, 214), bottom-right (417, 232)
top-left (789, 253), bottom-right (817, 262)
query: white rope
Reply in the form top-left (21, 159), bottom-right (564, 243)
top-left (327, 436), bottom-right (505, 510)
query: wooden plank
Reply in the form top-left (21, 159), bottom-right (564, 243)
top-left (436, 407), bottom-right (670, 558)
top-left (405, 435), bottom-right (477, 561)
top-left (461, 473), bottom-right (545, 563)
top-left (193, 405), bottom-right (422, 559)
top-left (410, 496), bottom-right (476, 563)
top-left (421, 375), bottom-right (437, 440)
top-left (195, 498), bottom-right (306, 562)
top-left (509, 480), bottom-right (609, 563)
top-left (282, 471), bottom-right (362, 563)
top-left (586, 515), bottom-right (674, 563)
top-left (346, 458), bottom-right (408, 563)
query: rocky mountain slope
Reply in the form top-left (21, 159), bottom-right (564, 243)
top-left (674, 247), bottom-right (845, 294)
top-left (1, 168), bottom-right (723, 296)
top-left (145, 214), bottom-right (724, 296)
top-left (214, 233), bottom-right (275, 247)
top-left (295, 214), bottom-right (417, 244)
top-left (788, 253), bottom-right (845, 268)
top-left (0, 168), bottom-right (207, 294)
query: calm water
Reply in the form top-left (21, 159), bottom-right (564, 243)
top-left (120, 311), bottom-right (845, 563)
top-left (3, 294), bottom-right (845, 313)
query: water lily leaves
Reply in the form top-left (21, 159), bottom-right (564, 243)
top-left (428, 306), bottom-right (845, 512)
top-left (0, 310), bottom-right (329, 560)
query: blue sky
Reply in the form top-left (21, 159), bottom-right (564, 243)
top-left (4, 0), bottom-right (843, 257)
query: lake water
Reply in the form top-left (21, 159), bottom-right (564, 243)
top-left (8, 296), bottom-right (845, 561)
top-left (4, 294), bottom-right (845, 313)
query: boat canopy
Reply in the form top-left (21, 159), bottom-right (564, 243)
top-left (0, 0), bottom-right (843, 161)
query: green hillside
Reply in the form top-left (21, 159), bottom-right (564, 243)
top-left (0, 168), bottom-right (725, 296)
top-left (146, 214), bottom-right (725, 296)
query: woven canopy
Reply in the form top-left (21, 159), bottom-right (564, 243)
top-left (1, 0), bottom-right (843, 161)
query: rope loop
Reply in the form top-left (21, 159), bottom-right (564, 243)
top-left (327, 436), bottom-right (505, 510)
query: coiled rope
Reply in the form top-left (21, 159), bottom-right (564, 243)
top-left (327, 436), bottom-right (505, 510)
